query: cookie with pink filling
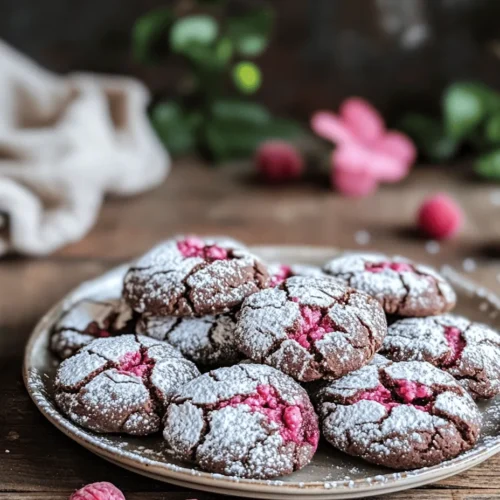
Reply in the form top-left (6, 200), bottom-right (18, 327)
top-left (123, 236), bottom-right (269, 317)
top-left (137, 313), bottom-right (242, 369)
top-left (323, 252), bottom-right (456, 316)
top-left (382, 315), bottom-right (500, 399)
top-left (54, 334), bottom-right (200, 435)
top-left (50, 298), bottom-right (136, 359)
top-left (268, 263), bottom-right (327, 287)
top-left (235, 276), bottom-right (387, 382)
top-left (315, 360), bottom-right (481, 469)
top-left (162, 363), bottom-right (319, 479)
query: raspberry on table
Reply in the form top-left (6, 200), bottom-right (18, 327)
top-left (255, 140), bottom-right (304, 183)
top-left (70, 481), bottom-right (125, 500)
top-left (417, 193), bottom-right (463, 240)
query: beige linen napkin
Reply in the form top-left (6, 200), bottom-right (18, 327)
top-left (0, 41), bottom-right (169, 256)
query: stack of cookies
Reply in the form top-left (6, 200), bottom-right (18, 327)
top-left (50, 237), bottom-right (500, 479)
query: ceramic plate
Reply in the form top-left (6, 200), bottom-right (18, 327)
top-left (23, 246), bottom-right (500, 499)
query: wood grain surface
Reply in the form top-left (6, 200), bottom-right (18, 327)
top-left (1, 159), bottom-right (500, 499)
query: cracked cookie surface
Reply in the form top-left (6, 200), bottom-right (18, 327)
top-left (54, 334), bottom-right (200, 435)
top-left (235, 276), bottom-right (387, 382)
top-left (268, 263), bottom-right (327, 287)
top-left (137, 314), bottom-right (242, 369)
top-left (123, 236), bottom-right (269, 317)
top-left (382, 315), bottom-right (500, 399)
top-left (315, 360), bottom-right (481, 469)
top-left (162, 363), bottom-right (319, 479)
top-left (322, 253), bottom-right (456, 316)
top-left (50, 298), bottom-right (136, 359)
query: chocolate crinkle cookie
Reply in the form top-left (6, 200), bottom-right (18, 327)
top-left (50, 298), bottom-right (136, 359)
top-left (162, 363), bottom-right (319, 479)
top-left (322, 252), bottom-right (456, 317)
top-left (54, 334), bottom-right (200, 435)
top-left (382, 315), bottom-right (500, 399)
top-left (315, 360), bottom-right (481, 469)
top-left (268, 263), bottom-right (327, 287)
top-left (137, 313), bottom-right (242, 369)
top-left (123, 236), bottom-right (269, 317)
top-left (235, 276), bottom-right (387, 382)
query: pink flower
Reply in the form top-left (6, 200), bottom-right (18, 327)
top-left (311, 98), bottom-right (416, 197)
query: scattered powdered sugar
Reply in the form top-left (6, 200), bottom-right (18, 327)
top-left (425, 241), bottom-right (440, 255)
top-left (462, 258), bottom-right (477, 273)
top-left (354, 230), bottom-right (371, 246)
top-left (323, 252), bottom-right (456, 316)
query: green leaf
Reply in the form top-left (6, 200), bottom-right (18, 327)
top-left (444, 82), bottom-right (490, 141)
top-left (185, 37), bottom-right (233, 70)
top-left (151, 101), bottom-right (201, 156)
top-left (475, 150), bottom-right (500, 180)
top-left (232, 61), bottom-right (262, 94)
top-left (211, 99), bottom-right (270, 124)
top-left (227, 8), bottom-right (273, 57)
top-left (205, 116), bottom-right (302, 161)
top-left (214, 37), bottom-right (233, 65)
top-left (132, 8), bottom-right (172, 62)
top-left (486, 114), bottom-right (500, 145)
top-left (399, 113), bottom-right (458, 162)
top-left (170, 15), bottom-right (219, 54)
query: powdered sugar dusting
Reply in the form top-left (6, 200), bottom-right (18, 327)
top-left (268, 263), bottom-right (326, 287)
top-left (50, 298), bottom-right (135, 359)
top-left (323, 253), bottom-right (456, 316)
top-left (55, 334), bottom-right (200, 435)
top-left (383, 315), bottom-right (500, 399)
top-left (163, 364), bottom-right (319, 479)
top-left (236, 276), bottom-right (387, 381)
top-left (24, 247), bottom-right (500, 491)
top-left (316, 360), bottom-right (481, 469)
top-left (124, 236), bottom-right (269, 316)
top-left (137, 314), bottom-right (241, 368)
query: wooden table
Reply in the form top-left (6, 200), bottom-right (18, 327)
top-left (2, 159), bottom-right (500, 500)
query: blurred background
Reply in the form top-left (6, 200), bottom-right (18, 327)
top-left (3, 0), bottom-right (500, 120)
top-left (3, 0), bottom-right (500, 258)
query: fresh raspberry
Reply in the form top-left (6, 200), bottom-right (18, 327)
top-left (70, 482), bottom-right (125, 500)
top-left (255, 140), bottom-right (304, 183)
top-left (417, 193), bottom-right (463, 240)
